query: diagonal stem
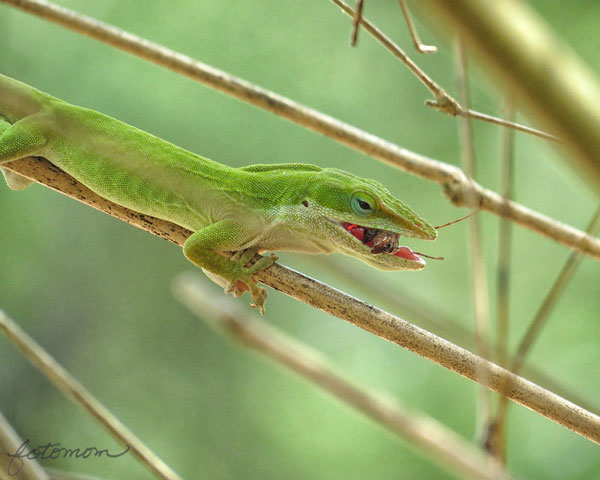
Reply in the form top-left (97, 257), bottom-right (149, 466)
top-left (398, 0), bottom-right (438, 54)
top-left (462, 109), bottom-right (558, 143)
top-left (0, 311), bottom-right (182, 480)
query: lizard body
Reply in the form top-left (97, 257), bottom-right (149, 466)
top-left (0, 74), bottom-right (436, 313)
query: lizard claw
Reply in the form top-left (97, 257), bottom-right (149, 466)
top-left (250, 287), bottom-right (268, 316)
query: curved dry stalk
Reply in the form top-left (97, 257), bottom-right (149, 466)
top-left (398, 0), bottom-right (438, 53)
top-left (4, 157), bottom-right (600, 446)
top-left (0, 311), bottom-right (182, 480)
top-left (332, 0), bottom-right (558, 142)
top-left (418, 0), bottom-right (600, 194)
top-left (332, 0), bottom-right (459, 112)
top-left (0, 0), bottom-right (598, 259)
top-left (173, 275), bottom-right (510, 480)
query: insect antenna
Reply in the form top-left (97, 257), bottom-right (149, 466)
top-left (414, 252), bottom-right (444, 260)
top-left (434, 208), bottom-right (481, 229)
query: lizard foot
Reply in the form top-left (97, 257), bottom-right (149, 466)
top-left (224, 249), bottom-right (278, 314)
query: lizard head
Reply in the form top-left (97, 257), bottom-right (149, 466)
top-left (306, 168), bottom-right (437, 271)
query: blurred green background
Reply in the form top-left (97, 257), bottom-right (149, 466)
top-left (1, 1), bottom-right (599, 478)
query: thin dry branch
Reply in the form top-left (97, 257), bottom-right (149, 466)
top-left (398, 0), bottom-right (438, 54)
top-left (174, 275), bottom-right (510, 480)
top-left (350, 0), bottom-right (364, 46)
top-left (418, 0), bottom-right (600, 194)
top-left (332, 0), bottom-right (559, 143)
top-left (0, 310), bottom-right (182, 480)
top-left (1, 0), bottom-right (598, 259)
top-left (3, 156), bottom-right (600, 446)
top-left (332, 0), bottom-right (459, 113)
top-left (461, 109), bottom-right (558, 143)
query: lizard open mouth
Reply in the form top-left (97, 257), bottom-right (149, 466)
top-left (341, 222), bottom-right (424, 263)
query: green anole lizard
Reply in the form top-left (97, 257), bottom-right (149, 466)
top-left (0, 73), bottom-right (437, 313)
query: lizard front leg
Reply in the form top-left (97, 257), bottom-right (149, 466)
top-left (183, 220), bottom-right (277, 314)
top-left (0, 116), bottom-right (47, 190)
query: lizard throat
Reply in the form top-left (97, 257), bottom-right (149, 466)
top-left (340, 222), bottom-right (423, 263)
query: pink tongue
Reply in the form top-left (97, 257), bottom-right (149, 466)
top-left (394, 246), bottom-right (421, 261)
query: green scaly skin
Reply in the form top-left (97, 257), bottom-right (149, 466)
top-left (0, 74), bottom-right (437, 313)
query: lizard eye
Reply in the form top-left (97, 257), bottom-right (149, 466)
top-left (351, 193), bottom-right (376, 216)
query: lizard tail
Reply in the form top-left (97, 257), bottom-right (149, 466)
top-left (0, 73), bottom-right (47, 123)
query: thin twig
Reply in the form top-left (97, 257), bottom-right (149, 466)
top-left (350, 0), bottom-right (364, 46)
top-left (2, 157), bottom-right (599, 445)
top-left (0, 0), bottom-right (597, 259)
top-left (398, 0), bottom-right (437, 53)
top-left (454, 39), bottom-right (493, 451)
top-left (332, 0), bottom-right (559, 143)
top-left (332, 0), bottom-right (459, 114)
top-left (417, 0), bottom-right (600, 193)
top-left (173, 275), bottom-right (510, 480)
top-left (0, 311), bottom-right (182, 480)
top-left (462, 109), bottom-right (559, 143)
